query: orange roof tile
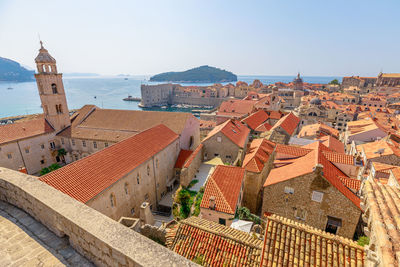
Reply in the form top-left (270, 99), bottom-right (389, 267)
top-left (166, 217), bottom-right (262, 266)
top-left (0, 118), bottom-right (54, 145)
top-left (242, 139), bottom-right (275, 173)
top-left (318, 135), bottom-right (345, 153)
top-left (40, 124), bottom-right (178, 203)
top-left (261, 215), bottom-right (365, 267)
top-left (339, 176), bottom-right (361, 191)
top-left (322, 151), bottom-right (354, 165)
top-left (174, 149), bottom-right (193, 169)
top-left (183, 144), bottom-right (203, 168)
top-left (254, 122), bottom-right (272, 132)
top-left (271, 112), bottom-right (300, 135)
top-left (217, 99), bottom-right (255, 117)
top-left (202, 119), bottom-right (250, 148)
top-left (241, 110), bottom-right (269, 130)
top-left (200, 165), bottom-right (245, 214)
top-left (298, 122), bottom-right (339, 139)
top-left (265, 146), bottom-right (361, 209)
top-left (275, 144), bottom-right (311, 157)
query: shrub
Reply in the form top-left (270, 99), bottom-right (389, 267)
top-left (357, 236), bottom-right (370, 246)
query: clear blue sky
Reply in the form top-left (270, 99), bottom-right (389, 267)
top-left (0, 0), bottom-right (399, 76)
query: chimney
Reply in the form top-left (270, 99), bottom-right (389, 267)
top-left (209, 196), bottom-right (216, 210)
top-left (139, 202), bottom-right (155, 226)
top-left (313, 164), bottom-right (324, 176)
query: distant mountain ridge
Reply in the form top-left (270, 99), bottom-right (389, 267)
top-left (0, 57), bottom-right (34, 82)
top-left (150, 65), bottom-right (237, 83)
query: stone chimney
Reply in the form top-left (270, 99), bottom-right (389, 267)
top-left (140, 202), bottom-right (155, 226)
top-left (313, 164), bottom-right (324, 176)
top-left (209, 196), bottom-right (216, 210)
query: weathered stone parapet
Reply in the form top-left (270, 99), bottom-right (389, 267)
top-left (0, 167), bottom-right (198, 267)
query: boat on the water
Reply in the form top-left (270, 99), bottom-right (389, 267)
top-left (7, 87), bottom-right (13, 90)
top-left (123, 95), bottom-right (141, 102)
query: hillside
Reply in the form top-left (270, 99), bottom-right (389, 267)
top-left (0, 57), bottom-right (34, 82)
top-left (150, 65), bottom-right (237, 83)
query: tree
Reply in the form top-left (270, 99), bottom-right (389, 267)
top-left (329, 79), bottom-right (340, 85)
top-left (235, 207), bottom-right (261, 224)
top-left (40, 163), bottom-right (61, 176)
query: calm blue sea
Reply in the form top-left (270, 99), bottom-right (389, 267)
top-left (0, 75), bottom-right (341, 118)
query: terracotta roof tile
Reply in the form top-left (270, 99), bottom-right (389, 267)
top-left (217, 99), bottom-right (256, 118)
top-left (166, 217), bottom-right (262, 266)
top-left (200, 165), bottom-right (245, 214)
top-left (202, 119), bottom-right (250, 148)
top-left (362, 180), bottom-right (400, 266)
top-left (243, 139), bottom-right (275, 173)
top-left (318, 135), bottom-right (345, 153)
top-left (322, 151), bottom-right (354, 165)
top-left (260, 215), bottom-right (365, 267)
top-left (174, 150), bottom-right (193, 169)
top-left (339, 176), bottom-right (361, 191)
top-left (40, 124), bottom-right (178, 203)
top-left (183, 144), bottom-right (203, 168)
top-left (265, 145), bottom-right (361, 209)
top-left (0, 118), bottom-right (54, 145)
top-left (298, 122), bottom-right (339, 139)
top-left (271, 112), bottom-right (300, 136)
top-left (275, 144), bottom-right (311, 157)
top-left (241, 110), bottom-right (269, 130)
top-left (254, 122), bottom-right (272, 132)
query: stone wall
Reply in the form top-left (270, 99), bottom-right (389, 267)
top-left (202, 132), bottom-right (246, 164)
top-left (262, 169), bottom-right (361, 239)
top-left (180, 145), bottom-right (203, 187)
top-left (0, 167), bottom-right (197, 266)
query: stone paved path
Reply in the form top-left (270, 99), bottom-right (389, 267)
top-left (0, 201), bottom-right (94, 267)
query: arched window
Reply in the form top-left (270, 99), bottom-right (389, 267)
top-left (110, 193), bottom-right (116, 207)
top-left (147, 165), bottom-right (150, 175)
top-left (52, 83), bottom-right (58, 94)
top-left (189, 136), bottom-right (194, 148)
top-left (137, 174), bottom-right (140, 184)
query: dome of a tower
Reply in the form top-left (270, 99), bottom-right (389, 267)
top-left (35, 42), bottom-right (56, 63)
top-left (310, 97), bottom-right (321, 105)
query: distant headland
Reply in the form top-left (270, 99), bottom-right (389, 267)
top-left (0, 57), bottom-right (34, 82)
top-left (149, 65), bottom-right (237, 83)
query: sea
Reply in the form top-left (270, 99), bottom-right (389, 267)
top-left (0, 75), bottom-right (342, 118)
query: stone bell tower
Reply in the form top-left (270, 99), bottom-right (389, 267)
top-left (34, 41), bottom-right (71, 132)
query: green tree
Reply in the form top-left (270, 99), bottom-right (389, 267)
top-left (235, 207), bottom-right (261, 224)
top-left (329, 79), bottom-right (340, 85)
top-left (357, 236), bottom-right (370, 246)
top-left (40, 163), bottom-right (61, 176)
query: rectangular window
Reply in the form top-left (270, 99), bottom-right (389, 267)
top-left (105, 142), bottom-right (109, 148)
top-left (93, 141), bottom-right (97, 148)
top-left (25, 148), bottom-right (29, 154)
top-left (40, 159), bottom-right (45, 164)
top-left (325, 216), bottom-right (342, 234)
top-left (74, 155), bottom-right (79, 161)
top-left (284, 186), bottom-right (294, 194)
top-left (50, 142), bottom-right (56, 149)
top-left (218, 218), bottom-right (226, 225)
top-left (311, 191), bottom-right (324, 203)
top-left (41, 144), bottom-right (45, 149)
top-left (7, 153), bottom-right (12, 159)
top-left (217, 136), bottom-right (222, 142)
top-left (82, 140), bottom-right (86, 147)
top-left (61, 138), bottom-right (64, 145)
top-left (295, 209), bottom-right (306, 220)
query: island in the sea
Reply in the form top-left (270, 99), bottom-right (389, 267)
top-left (149, 65), bottom-right (237, 83)
top-left (0, 57), bottom-right (34, 82)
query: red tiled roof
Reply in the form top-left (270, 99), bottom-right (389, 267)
top-left (200, 165), bottom-right (245, 214)
top-left (267, 110), bottom-right (286, 120)
top-left (318, 135), bottom-right (345, 153)
top-left (260, 215), bottom-right (365, 267)
top-left (217, 99), bottom-right (255, 117)
top-left (174, 149), bottom-right (193, 169)
top-left (241, 110), bottom-right (269, 130)
top-left (322, 151), bottom-right (354, 165)
top-left (275, 144), bottom-right (311, 157)
top-left (40, 124), bottom-right (178, 203)
top-left (202, 119), bottom-right (250, 148)
top-left (242, 139), bottom-right (275, 173)
top-left (165, 217), bottom-right (262, 266)
top-left (265, 147), bottom-right (361, 209)
top-left (0, 118), bottom-right (54, 145)
top-left (298, 122), bottom-right (339, 139)
top-left (339, 176), bottom-right (361, 191)
top-left (271, 112), bottom-right (300, 135)
top-left (183, 144), bottom-right (203, 168)
top-left (254, 122), bottom-right (272, 132)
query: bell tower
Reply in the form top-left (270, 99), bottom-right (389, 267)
top-left (34, 41), bottom-right (71, 132)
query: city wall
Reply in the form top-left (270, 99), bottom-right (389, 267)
top-left (171, 96), bottom-right (227, 107)
top-left (0, 167), bottom-right (197, 267)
